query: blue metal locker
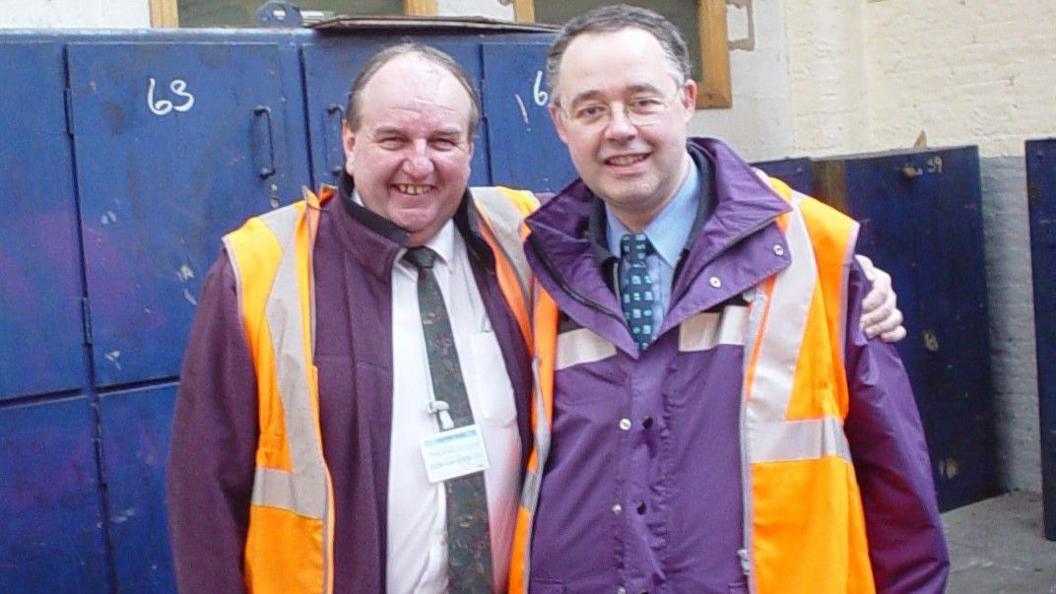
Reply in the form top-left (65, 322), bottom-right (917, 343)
top-left (98, 384), bottom-right (179, 592)
top-left (813, 147), bottom-right (998, 511)
top-left (0, 41), bottom-right (85, 400)
top-left (67, 37), bottom-right (311, 388)
top-left (302, 33), bottom-right (490, 189)
top-left (0, 23), bottom-right (596, 594)
top-left (480, 41), bottom-right (576, 193)
top-left (752, 156), bottom-right (813, 195)
top-left (0, 396), bottom-right (109, 592)
top-left (1027, 138), bottom-right (1056, 540)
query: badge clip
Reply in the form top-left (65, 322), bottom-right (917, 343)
top-left (426, 400), bottom-right (455, 430)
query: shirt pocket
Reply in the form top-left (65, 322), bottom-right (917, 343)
top-left (469, 331), bottom-right (517, 426)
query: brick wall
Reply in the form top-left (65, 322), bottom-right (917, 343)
top-left (0, 0), bottom-right (149, 28)
top-left (787, 0), bottom-right (1056, 492)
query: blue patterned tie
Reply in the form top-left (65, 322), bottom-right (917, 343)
top-left (619, 233), bottom-right (657, 351)
top-left (403, 247), bottom-right (493, 593)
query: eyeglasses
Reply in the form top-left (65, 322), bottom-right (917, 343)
top-left (558, 86), bottom-right (684, 130)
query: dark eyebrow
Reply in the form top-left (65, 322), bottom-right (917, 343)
top-left (566, 90), bottom-right (606, 109)
top-left (567, 83), bottom-right (667, 108)
top-left (627, 83), bottom-right (665, 95)
top-left (431, 128), bottom-right (464, 139)
top-left (372, 126), bottom-right (407, 137)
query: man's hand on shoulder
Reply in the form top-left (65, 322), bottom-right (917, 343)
top-left (856, 255), bottom-right (907, 343)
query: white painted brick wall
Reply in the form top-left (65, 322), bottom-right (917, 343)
top-left (0, 0), bottom-right (149, 28)
top-left (865, 1), bottom-right (1056, 158)
top-left (689, 0), bottom-right (795, 162)
top-left (437, 0), bottom-right (513, 20)
top-left (786, 0), bottom-right (1055, 493)
top-left (784, 0), bottom-right (870, 156)
top-left (981, 157), bottom-right (1041, 493)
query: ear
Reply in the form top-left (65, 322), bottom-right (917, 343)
top-left (341, 120), bottom-right (356, 176)
top-left (679, 79), bottom-right (698, 123)
top-left (548, 103), bottom-right (570, 145)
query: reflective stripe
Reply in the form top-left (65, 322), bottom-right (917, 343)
top-left (749, 417), bottom-right (852, 463)
top-left (678, 305), bottom-right (749, 352)
top-left (514, 290), bottom-right (558, 593)
top-left (249, 203), bottom-right (327, 519)
top-left (744, 204), bottom-right (817, 423)
top-left (740, 184), bottom-right (859, 593)
top-left (250, 467), bottom-right (315, 513)
top-left (556, 327), bottom-right (616, 370)
top-left (527, 357), bottom-right (552, 506)
top-left (472, 186), bottom-right (536, 307)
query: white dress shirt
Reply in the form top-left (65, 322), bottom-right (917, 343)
top-left (387, 219), bottom-right (522, 594)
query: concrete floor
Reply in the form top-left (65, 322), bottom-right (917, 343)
top-left (942, 491), bottom-right (1056, 593)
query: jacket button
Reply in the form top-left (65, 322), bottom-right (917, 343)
top-left (709, 276), bottom-right (722, 288)
top-left (616, 588), bottom-right (627, 594)
top-left (612, 503), bottom-right (622, 515)
top-left (773, 244), bottom-right (785, 256)
top-left (618, 418), bottom-right (632, 431)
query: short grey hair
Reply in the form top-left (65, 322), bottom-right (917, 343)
top-left (546, 4), bottom-right (692, 105)
top-left (345, 43), bottom-right (481, 139)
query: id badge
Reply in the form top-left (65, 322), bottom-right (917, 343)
top-left (420, 424), bottom-right (490, 484)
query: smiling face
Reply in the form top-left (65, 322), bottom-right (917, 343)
top-left (549, 27), bottom-right (696, 231)
top-left (342, 53), bottom-right (475, 246)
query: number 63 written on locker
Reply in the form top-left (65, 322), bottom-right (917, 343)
top-left (147, 77), bottom-right (195, 116)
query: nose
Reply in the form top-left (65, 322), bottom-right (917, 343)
top-left (604, 105), bottom-right (637, 142)
top-left (402, 140), bottom-right (435, 177)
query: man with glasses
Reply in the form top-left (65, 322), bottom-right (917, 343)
top-left (509, 5), bottom-right (948, 594)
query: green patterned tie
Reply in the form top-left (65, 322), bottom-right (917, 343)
top-left (404, 246), bottom-right (494, 593)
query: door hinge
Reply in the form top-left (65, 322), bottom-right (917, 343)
top-left (81, 297), bottom-right (92, 345)
top-left (64, 88), bottom-right (75, 136)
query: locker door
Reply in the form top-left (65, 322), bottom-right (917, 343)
top-left (1027, 138), bottom-right (1056, 540)
top-left (814, 147), bottom-right (997, 511)
top-left (302, 38), bottom-right (490, 188)
top-left (98, 384), bottom-right (179, 593)
top-left (0, 396), bottom-right (108, 593)
top-left (481, 42), bottom-right (576, 193)
top-left (68, 41), bottom-right (310, 387)
top-left (752, 157), bottom-right (813, 195)
top-left (0, 42), bottom-right (84, 399)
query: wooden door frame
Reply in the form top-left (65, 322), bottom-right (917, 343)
top-left (147, 0), bottom-right (727, 108)
top-left (517, 0), bottom-right (732, 109)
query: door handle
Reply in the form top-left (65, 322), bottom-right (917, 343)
top-left (326, 103), bottom-right (346, 176)
top-left (254, 105), bottom-right (276, 179)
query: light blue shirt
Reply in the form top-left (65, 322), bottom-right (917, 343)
top-left (606, 158), bottom-right (700, 340)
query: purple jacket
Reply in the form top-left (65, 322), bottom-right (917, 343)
top-left (521, 138), bottom-right (949, 594)
top-left (166, 176), bottom-right (533, 593)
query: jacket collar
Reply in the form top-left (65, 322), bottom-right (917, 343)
top-left (331, 172), bottom-right (494, 279)
top-left (670, 138), bottom-right (791, 299)
top-left (524, 137), bottom-right (793, 349)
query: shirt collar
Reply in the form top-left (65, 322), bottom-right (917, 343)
top-left (605, 152), bottom-right (700, 267)
top-left (419, 217), bottom-right (456, 266)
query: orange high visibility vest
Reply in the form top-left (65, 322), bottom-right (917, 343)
top-left (223, 185), bottom-right (537, 594)
top-left (510, 176), bottom-right (876, 594)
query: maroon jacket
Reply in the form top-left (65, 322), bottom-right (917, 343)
top-left (166, 177), bottom-right (533, 593)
